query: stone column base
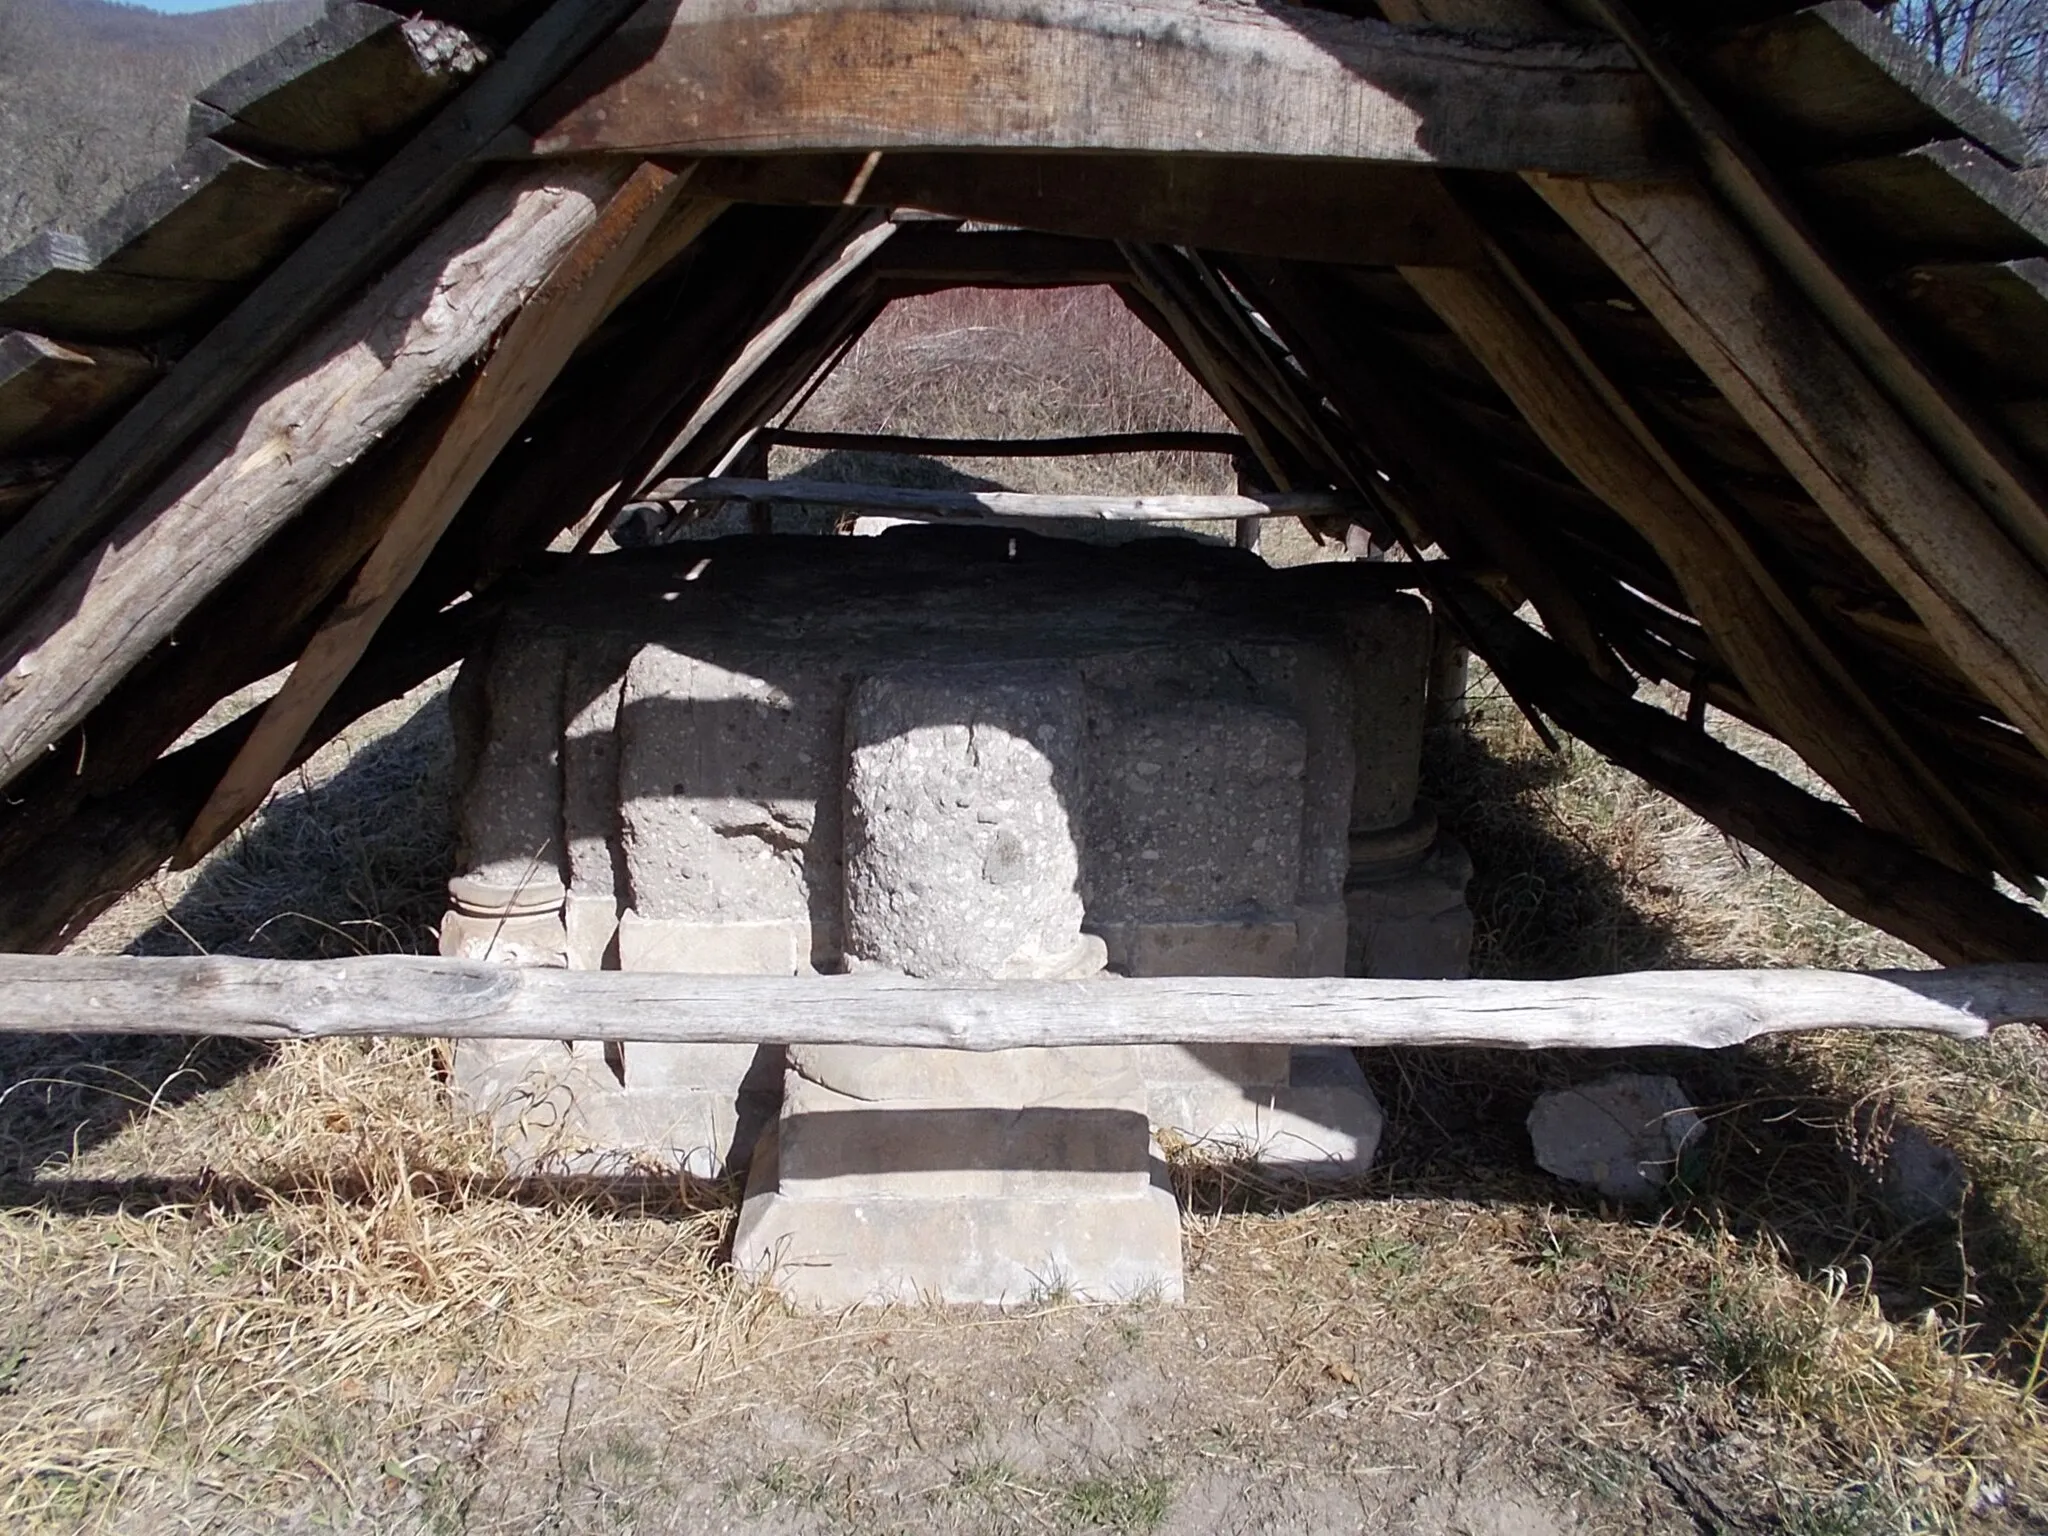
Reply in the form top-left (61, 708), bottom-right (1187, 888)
top-left (733, 1126), bottom-right (1185, 1308)
top-left (1149, 1047), bottom-right (1384, 1180)
top-left (733, 1043), bottom-right (1185, 1307)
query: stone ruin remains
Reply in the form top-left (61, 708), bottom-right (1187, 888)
top-left (442, 527), bottom-right (1471, 1305)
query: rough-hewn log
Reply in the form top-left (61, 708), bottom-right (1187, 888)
top-left (175, 163), bottom-right (689, 867)
top-left (639, 477), bottom-right (1363, 523)
top-left (756, 429), bottom-right (1248, 460)
top-left (688, 154), bottom-right (1487, 269)
top-left (0, 0), bottom-right (646, 628)
top-left (868, 228), bottom-right (1131, 290)
top-left (0, 162), bottom-right (629, 794)
top-left (0, 954), bottom-right (2029, 1047)
top-left (523, 0), bottom-right (1671, 178)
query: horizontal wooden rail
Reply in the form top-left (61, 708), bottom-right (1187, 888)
top-left (1, 956), bottom-right (2036, 1050)
top-left (635, 477), bottom-right (1361, 523)
top-left (753, 429), bottom-right (1250, 460)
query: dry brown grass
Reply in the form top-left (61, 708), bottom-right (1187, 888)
top-left (5, 291), bottom-right (2048, 1533)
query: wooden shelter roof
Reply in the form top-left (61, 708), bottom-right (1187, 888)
top-left (4, 0), bottom-right (2048, 967)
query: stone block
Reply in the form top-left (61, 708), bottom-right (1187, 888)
top-left (1346, 834), bottom-right (1474, 981)
top-left (733, 1125), bottom-right (1186, 1307)
top-left (453, 623), bottom-right (569, 892)
top-left (1136, 1044), bottom-right (1292, 1091)
top-left (616, 910), bottom-right (810, 976)
top-left (844, 661), bottom-right (1090, 979)
top-left (563, 891), bottom-right (617, 971)
top-left (1150, 1047), bottom-right (1384, 1180)
top-left (438, 907), bottom-right (566, 968)
top-left (1342, 596), bottom-right (1430, 834)
top-left (773, 1067), bottom-right (1156, 1199)
top-left (1083, 696), bottom-right (1305, 925)
top-left (1528, 1073), bottom-right (1704, 1203)
top-left (790, 1043), bottom-right (1139, 1104)
top-left (618, 644), bottom-right (844, 931)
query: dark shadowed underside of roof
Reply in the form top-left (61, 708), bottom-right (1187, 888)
top-left (2, 0), bottom-right (2047, 969)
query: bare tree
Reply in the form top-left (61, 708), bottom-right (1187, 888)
top-left (1887, 0), bottom-right (2048, 156)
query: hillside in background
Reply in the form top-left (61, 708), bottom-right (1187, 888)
top-left (0, 0), bottom-right (321, 250)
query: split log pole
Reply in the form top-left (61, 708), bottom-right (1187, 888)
top-left (0, 954), bottom-right (2034, 1049)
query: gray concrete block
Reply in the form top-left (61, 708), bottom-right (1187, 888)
top-left (454, 622), bottom-right (568, 892)
top-left (1342, 597), bottom-right (1430, 835)
top-left (844, 661), bottom-right (1090, 979)
top-left (1528, 1073), bottom-right (1704, 1203)
top-left (734, 1125), bottom-right (1186, 1307)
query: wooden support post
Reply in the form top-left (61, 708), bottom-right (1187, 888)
top-left (174, 163), bottom-right (690, 867)
top-left (0, 162), bottom-right (632, 795)
top-left (0, 954), bottom-right (2036, 1048)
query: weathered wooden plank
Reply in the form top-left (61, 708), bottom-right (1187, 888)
top-left (0, 333), bottom-right (160, 456)
top-left (1883, 259), bottom-right (2048, 395)
top-left (639, 477), bottom-right (1361, 523)
top-left (0, 954), bottom-right (2028, 1049)
top-left (195, 3), bottom-right (488, 161)
top-left (0, 457), bottom-right (67, 527)
top-left (687, 153), bottom-right (1489, 269)
top-left (632, 216), bottom-right (896, 490)
top-left (0, 163), bottom-right (630, 795)
top-left (0, 143), bottom-right (349, 340)
top-left (1687, 0), bottom-right (2032, 162)
top-left (1573, 0), bottom-right (2048, 598)
top-left (757, 429), bottom-right (1248, 460)
top-left (1797, 140), bottom-right (2048, 266)
top-left (524, 0), bottom-right (1672, 177)
top-left (0, 0), bottom-right (649, 631)
top-left (177, 163), bottom-right (687, 866)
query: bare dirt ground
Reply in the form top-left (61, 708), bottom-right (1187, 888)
top-left (5, 290), bottom-right (2047, 1534)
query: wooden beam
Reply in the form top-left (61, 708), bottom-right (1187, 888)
top-left (523, 0), bottom-right (1671, 177)
top-left (1396, 254), bottom-right (2011, 877)
top-left (1583, 0), bottom-right (2048, 581)
top-left (869, 228), bottom-right (1130, 290)
top-left (174, 163), bottom-right (690, 868)
top-left (0, 332), bottom-right (160, 456)
top-left (0, 954), bottom-right (2029, 1048)
top-left (756, 429), bottom-right (1249, 460)
top-left (0, 163), bottom-right (630, 794)
top-left (1533, 173), bottom-right (2048, 767)
top-left (639, 477), bottom-right (1363, 523)
top-left (689, 153), bottom-right (1488, 269)
top-left (0, 0), bottom-right (647, 630)
top-left (1443, 573), bottom-right (2048, 965)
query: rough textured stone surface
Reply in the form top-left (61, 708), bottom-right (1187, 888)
top-left (618, 644), bottom-right (844, 941)
top-left (1528, 1074), bottom-right (1705, 1203)
top-left (1341, 597), bottom-right (1431, 834)
top-left (452, 622), bottom-right (568, 893)
top-left (615, 911), bottom-right (809, 976)
top-left (1346, 834), bottom-right (1474, 981)
top-left (845, 662), bottom-right (1090, 980)
top-left (1876, 1121), bottom-right (1967, 1228)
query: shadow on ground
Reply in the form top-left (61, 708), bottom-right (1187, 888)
top-left (0, 696), bottom-right (454, 1182)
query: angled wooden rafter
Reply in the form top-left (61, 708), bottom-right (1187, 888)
top-left (174, 162), bottom-right (693, 866)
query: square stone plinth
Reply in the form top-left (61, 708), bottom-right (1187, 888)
top-left (735, 1043), bottom-right (1184, 1306)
